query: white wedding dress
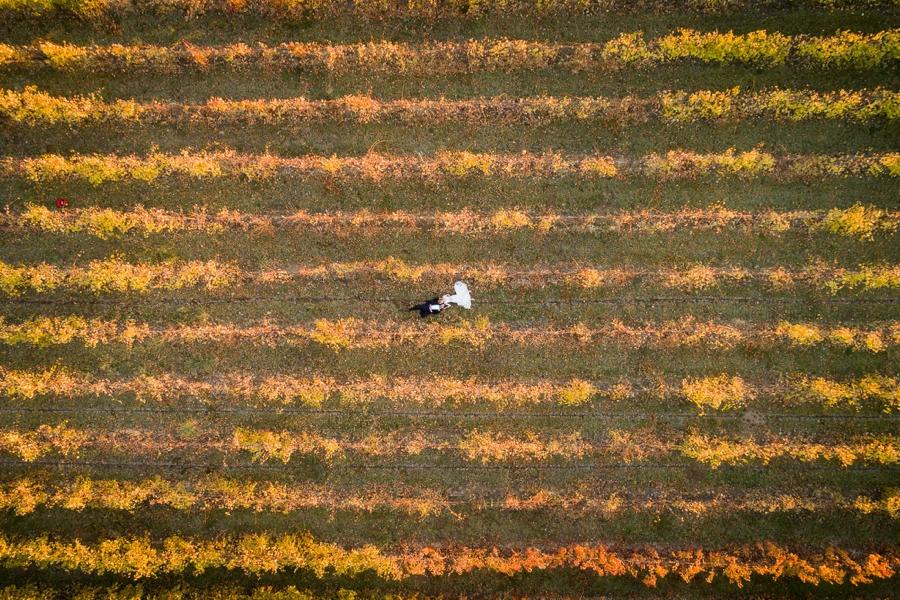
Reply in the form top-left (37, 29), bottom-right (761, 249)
top-left (443, 281), bottom-right (472, 309)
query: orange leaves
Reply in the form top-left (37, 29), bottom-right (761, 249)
top-left (0, 475), bottom-right (457, 517)
top-left (3, 422), bottom-right (894, 468)
top-left (6, 31), bottom-right (898, 74)
top-left (0, 422), bottom-right (86, 461)
top-left (2, 475), bottom-right (896, 521)
top-left (855, 553), bottom-right (897, 584)
top-left (230, 428), bottom-right (590, 464)
top-left (565, 267), bottom-right (603, 289)
top-left (0, 258), bottom-right (239, 295)
top-left (457, 430), bottom-right (589, 463)
top-left (606, 428), bottom-right (671, 463)
top-left (433, 315), bottom-right (493, 349)
top-left (792, 375), bottom-right (900, 410)
top-left (231, 428), bottom-right (342, 463)
top-left (678, 432), bottom-right (899, 468)
top-left (5, 258), bottom-right (898, 303)
top-left (13, 150), bottom-right (900, 185)
top-left (308, 318), bottom-right (360, 351)
top-left (2, 367), bottom-right (898, 412)
top-left (557, 378), bottom-right (596, 406)
top-left (6, 314), bottom-right (894, 358)
top-left (0, 366), bottom-right (88, 399)
top-left (578, 155), bottom-right (619, 177)
top-left (434, 150), bottom-right (495, 177)
top-left (0, 533), bottom-right (895, 586)
top-left (681, 375), bottom-right (752, 411)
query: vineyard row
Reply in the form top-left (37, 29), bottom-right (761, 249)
top-left (0, 422), bottom-right (896, 467)
top-left (1, 315), bottom-right (897, 353)
top-left (1, 258), bottom-right (898, 295)
top-left (2, 30), bottom-right (898, 74)
top-left (9, 150), bottom-right (899, 186)
top-left (0, 0), bottom-right (888, 20)
top-left (3, 368), bottom-right (898, 412)
top-left (0, 533), bottom-right (894, 586)
top-left (0, 584), bottom-right (438, 600)
top-left (4, 86), bottom-right (900, 126)
top-left (0, 474), bottom-right (896, 519)
top-left (4, 203), bottom-right (898, 240)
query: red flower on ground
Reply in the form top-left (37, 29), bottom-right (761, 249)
top-left (55, 198), bottom-right (69, 208)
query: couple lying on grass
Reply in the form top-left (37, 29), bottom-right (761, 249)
top-left (409, 281), bottom-right (471, 317)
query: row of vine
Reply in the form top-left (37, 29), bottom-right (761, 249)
top-left (9, 150), bottom-right (899, 186)
top-left (3, 30), bottom-right (898, 74)
top-left (3, 203), bottom-right (897, 240)
top-left (3, 86), bottom-right (899, 126)
top-left (0, 533), bottom-right (894, 586)
top-left (0, 422), bottom-right (896, 467)
top-left (0, 474), bottom-right (896, 518)
top-left (2, 368), bottom-right (897, 412)
top-left (1, 315), bottom-right (896, 353)
top-left (1, 258), bottom-right (898, 295)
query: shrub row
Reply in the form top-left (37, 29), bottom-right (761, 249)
top-left (1, 474), bottom-right (896, 519)
top-left (0, 424), bottom-right (593, 464)
top-left (0, 422), bottom-right (896, 467)
top-left (678, 432), bottom-right (899, 468)
top-left (4, 87), bottom-right (899, 126)
top-left (1, 0), bottom-right (892, 20)
top-left (0, 258), bottom-right (239, 294)
top-left (0, 584), bottom-right (412, 600)
top-left (234, 428), bottom-right (592, 464)
top-left (1, 315), bottom-right (896, 353)
top-left (1, 368), bottom-right (897, 412)
top-left (660, 87), bottom-right (900, 122)
top-left (0, 423), bottom-right (85, 462)
top-left (2, 30), bottom-right (898, 74)
top-left (4, 203), bottom-right (897, 240)
top-left (9, 150), bottom-right (899, 186)
top-left (0, 534), bottom-right (895, 586)
top-left (1, 258), bottom-right (898, 295)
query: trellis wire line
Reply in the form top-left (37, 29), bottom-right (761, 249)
top-left (0, 406), bottom-right (896, 421)
top-left (0, 459), bottom-right (896, 473)
top-left (0, 481), bottom-right (875, 507)
top-left (2, 295), bottom-right (899, 306)
top-left (1, 212), bottom-right (876, 226)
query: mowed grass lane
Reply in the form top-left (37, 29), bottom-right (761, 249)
top-left (3, 116), bottom-right (899, 157)
top-left (1, 8), bottom-right (896, 45)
